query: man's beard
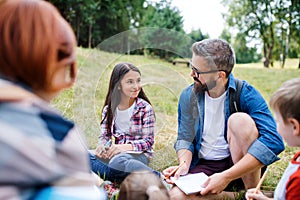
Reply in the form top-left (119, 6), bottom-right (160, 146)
top-left (193, 77), bottom-right (217, 94)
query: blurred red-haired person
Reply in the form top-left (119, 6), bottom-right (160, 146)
top-left (0, 0), bottom-right (104, 199)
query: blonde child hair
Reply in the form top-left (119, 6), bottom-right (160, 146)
top-left (118, 171), bottom-right (170, 200)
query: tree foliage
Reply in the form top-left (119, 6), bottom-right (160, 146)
top-left (222, 0), bottom-right (299, 68)
top-left (220, 28), bottom-right (232, 44)
top-left (48, 0), bottom-right (298, 65)
top-left (48, 0), bottom-right (187, 59)
top-left (139, 0), bottom-right (186, 59)
top-left (48, 0), bottom-right (146, 48)
top-left (188, 29), bottom-right (209, 42)
top-left (233, 33), bottom-right (261, 63)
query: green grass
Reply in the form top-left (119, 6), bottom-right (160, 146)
top-left (52, 47), bottom-right (300, 193)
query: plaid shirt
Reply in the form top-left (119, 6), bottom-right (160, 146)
top-left (99, 98), bottom-right (155, 158)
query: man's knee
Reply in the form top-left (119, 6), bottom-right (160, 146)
top-left (227, 112), bottom-right (258, 140)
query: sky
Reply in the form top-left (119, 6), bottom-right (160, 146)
top-left (170, 0), bottom-right (227, 38)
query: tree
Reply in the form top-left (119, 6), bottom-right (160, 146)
top-left (273, 0), bottom-right (299, 68)
top-left (47, 0), bottom-right (87, 45)
top-left (188, 29), bottom-right (209, 42)
top-left (233, 32), bottom-right (261, 63)
top-left (289, 0), bottom-right (300, 68)
top-left (48, 0), bottom-right (146, 48)
top-left (220, 28), bottom-right (261, 63)
top-left (176, 29), bottom-right (209, 59)
top-left (222, 0), bottom-right (299, 68)
top-left (220, 28), bottom-right (232, 43)
top-left (139, 0), bottom-right (186, 59)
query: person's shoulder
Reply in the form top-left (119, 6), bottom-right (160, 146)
top-left (136, 98), bottom-right (151, 108)
top-left (135, 98), bottom-right (154, 115)
top-left (229, 75), bottom-right (257, 94)
top-left (0, 100), bottom-right (42, 122)
top-left (103, 105), bottom-right (108, 110)
top-left (184, 84), bottom-right (194, 91)
top-left (180, 84), bottom-right (194, 95)
top-left (240, 79), bottom-right (260, 95)
top-left (102, 105), bottom-right (108, 112)
top-left (292, 151), bottom-right (300, 163)
top-left (0, 120), bottom-right (23, 136)
top-left (233, 76), bottom-right (267, 108)
top-left (179, 84), bottom-right (194, 101)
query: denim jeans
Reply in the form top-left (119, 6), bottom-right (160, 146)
top-left (89, 153), bottom-right (160, 183)
top-left (89, 153), bottom-right (130, 183)
top-left (109, 153), bottom-right (150, 172)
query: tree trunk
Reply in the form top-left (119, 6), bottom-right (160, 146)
top-left (269, 22), bottom-right (275, 67)
top-left (88, 24), bottom-right (92, 49)
top-left (262, 43), bottom-right (269, 68)
top-left (281, 19), bottom-right (291, 69)
top-left (263, 58), bottom-right (269, 68)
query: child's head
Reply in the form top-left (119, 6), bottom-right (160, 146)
top-left (270, 77), bottom-right (300, 147)
top-left (103, 62), bottom-right (151, 110)
top-left (102, 62), bottom-right (152, 131)
top-left (119, 171), bottom-right (170, 200)
top-left (108, 62), bottom-right (143, 102)
top-left (0, 0), bottom-right (77, 100)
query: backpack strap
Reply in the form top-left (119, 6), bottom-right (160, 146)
top-left (229, 78), bottom-right (244, 114)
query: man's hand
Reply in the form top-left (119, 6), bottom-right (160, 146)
top-left (162, 162), bottom-right (189, 184)
top-left (200, 172), bottom-right (232, 195)
top-left (162, 166), bottom-right (178, 184)
top-left (245, 188), bottom-right (271, 200)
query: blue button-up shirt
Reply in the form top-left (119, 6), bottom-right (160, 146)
top-left (174, 74), bottom-right (285, 168)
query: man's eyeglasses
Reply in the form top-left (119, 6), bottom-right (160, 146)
top-left (189, 61), bottom-right (220, 76)
top-left (191, 66), bottom-right (221, 76)
top-left (190, 61), bottom-right (230, 77)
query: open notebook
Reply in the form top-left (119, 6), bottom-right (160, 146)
top-left (170, 172), bottom-right (208, 195)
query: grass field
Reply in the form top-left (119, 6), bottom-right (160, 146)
top-left (52, 48), bottom-right (300, 192)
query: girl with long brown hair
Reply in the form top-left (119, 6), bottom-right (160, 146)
top-left (90, 63), bottom-right (160, 179)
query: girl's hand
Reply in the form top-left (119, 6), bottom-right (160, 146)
top-left (106, 144), bottom-right (127, 159)
top-left (95, 140), bottom-right (112, 159)
top-left (95, 144), bottom-right (107, 159)
top-left (95, 141), bottom-right (111, 159)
